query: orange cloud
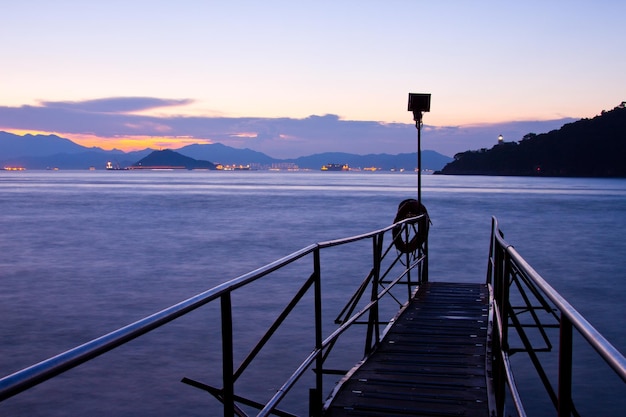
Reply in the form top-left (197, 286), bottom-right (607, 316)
top-left (74, 134), bottom-right (213, 151)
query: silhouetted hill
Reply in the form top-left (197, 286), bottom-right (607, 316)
top-left (178, 143), bottom-right (276, 165)
top-left (0, 131), bottom-right (91, 157)
top-left (162, 143), bottom-right (451, 170)
top-left (131, 149), bottom-right (216, 170)
top-left (0, 131), bottom-right (152, 169)
top-left (437, 104), bottom-right (626, 177)
top-left (0, 130), bottom-right (451, 170)
top-left (4, 151), bottom-right (144, 170)
top-left (177, 144), bottom-right (451, 170)
top-left (292, 151), bottom-right (451, 171)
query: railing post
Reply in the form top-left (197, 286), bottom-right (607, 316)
top-left (558, 316), bottom-right (573, 417)
top-left (501, 251), bottom-right (511, 353)
top-left (486, 217), bottom-right (496, 285)
top-left (499, 249), bottom-right (512, 417)
top-left (405, 239), bottom-right (412, 296)
top-left (310, 247), bottom-right (323, 417)
top-left (403, 224), bottom-right (413, 292)
top-left (493, 243), bottom-right (504, 416)
top-left (364, 233), bottom-right (382, 356)
top-left (492, 233), bottom-right (511, 417)
top-left (492, 239), bottom-right (503, 338)
top-left (421, 237), bottom-right (428, 283)
top-left (221, 293), bottom-right (234, 417)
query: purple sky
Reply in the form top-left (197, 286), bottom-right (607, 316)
top-left (0, 98), bottom-right (577, 157)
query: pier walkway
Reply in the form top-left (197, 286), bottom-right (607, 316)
top-left (324, 281), bottom-right (492, 417)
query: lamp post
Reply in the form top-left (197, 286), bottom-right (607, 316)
top-left (408, 93), bottom-right (431, 206)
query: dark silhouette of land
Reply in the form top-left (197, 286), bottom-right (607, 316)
top-left (8, 102), bottom-right (626, 174)
top-left (0, 131), bottom-right (451, 171)
top-left (130, 149), bottom-right (216, 170)
top-left (437, 104), bottom-right (626, 177)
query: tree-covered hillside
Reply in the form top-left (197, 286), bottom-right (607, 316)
top-left (437, 104), bottom-right (626, 177)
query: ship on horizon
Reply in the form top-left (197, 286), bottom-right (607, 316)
top-left (105, 161), bottom-right (123, 170)
top-left (321, 163), bottom-right (349, 171)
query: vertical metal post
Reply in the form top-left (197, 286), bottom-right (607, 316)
top-left (558, 316), bottom-right (573, 417)
top-left (408, 93), bottom-right (430, 284)
top-left (416, 112), bottom-right (428, 285)
top-left (374, 233), bottom-right (382, 347)
top-left (405, 243), bottom-right (412, 299)
top-left (221, 293), bottom-right (234, 417)
top-left (408, 92), bottom-right (430, 206)
top-left (501, 250), bottom-right (511, 352)
top-left (493, 243), bottom-right (509, 416)
top-left (416, 114), bottom-right (422, 206)
top-left (486, 218), bottom-right (496, 285)
top-left (364, 234), bottom-right (382, 356)
top-left (310, 248), bottom-right (323, 417)
top-left (422, 238), bottom-right (428, 283)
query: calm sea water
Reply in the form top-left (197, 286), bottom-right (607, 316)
top-left (1, 171), bottom-right (624, 416)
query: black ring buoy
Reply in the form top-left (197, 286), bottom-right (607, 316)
top-left (392, 199), bottom-right (429, 253)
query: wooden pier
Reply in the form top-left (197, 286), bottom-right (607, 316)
top-left (324, 281), bottom-right (492, 417)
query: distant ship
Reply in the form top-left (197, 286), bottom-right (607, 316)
top-left (216, 164), bottom-right (251, 171)
top-left (321, 163), bottom-right (349, 171)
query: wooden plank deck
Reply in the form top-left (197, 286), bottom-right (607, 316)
top-left (323, 282), bottom-right (492, 417)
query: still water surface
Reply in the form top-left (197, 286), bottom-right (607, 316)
top-left (1, 171), bottom-right (624, 416)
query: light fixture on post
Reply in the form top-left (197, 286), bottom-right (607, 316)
top-left (408, 93), bottom-right (431, 206)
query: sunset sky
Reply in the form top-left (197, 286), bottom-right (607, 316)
top-left (1, 1), bottom-right (624, 158)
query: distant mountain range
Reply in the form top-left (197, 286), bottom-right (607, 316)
top-left (0, 131), bottom-right (452, 171)
top-left (437, 104), bottom-right (626, 177)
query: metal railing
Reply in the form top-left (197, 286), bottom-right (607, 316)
top-left (0, 214), bottom-right (428, 417)
top-left (487, 216), bottom-right (626, 417)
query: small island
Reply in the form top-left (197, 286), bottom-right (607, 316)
top-left (129, 149), bottom-right (216, 170)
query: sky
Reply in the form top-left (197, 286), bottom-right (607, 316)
top-left (1, 1), bottom-right (624, 158)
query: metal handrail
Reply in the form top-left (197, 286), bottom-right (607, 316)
top-left (488, 216), bottom-right (626, 417)
top-left (0, 243), bottom-right (316, 402)
top-left (0, 214), bottom-right (427, 417)
top-left (504, 245), bottom-right (626, 382)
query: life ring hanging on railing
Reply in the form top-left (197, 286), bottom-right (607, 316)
top-left (392, 199), bottom-right (430, 254)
